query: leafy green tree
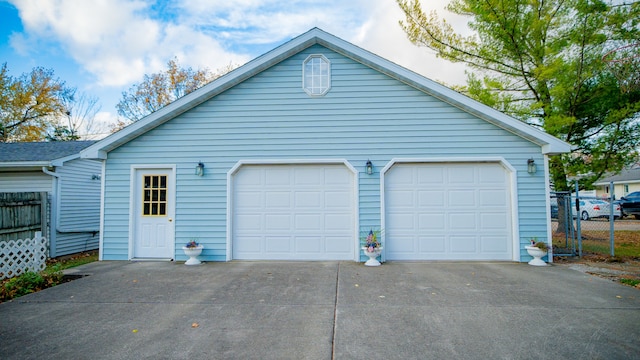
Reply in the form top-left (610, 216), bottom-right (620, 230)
top-left (116, 58), bottom-right (237, 123)
top-left (0, 63), bottom-right (75, 142)
top-left (397, 0), bottom-right (640, 191)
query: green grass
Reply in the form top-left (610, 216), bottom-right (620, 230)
top-left (553, 230), bottom-right (640, 258)
top-left (620, 278), bottom-right (640, 287)
top-left (1, 251), bottom-right (97, 303)
top-left (48, 252), bottom-right (98, 270)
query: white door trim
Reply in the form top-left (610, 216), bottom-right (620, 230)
top-left (380, 157), bottom-right (520, 262)
top-left (226, 159), bottom-right (359, 261)
top-left (128, 164), bottom-right (177, 260)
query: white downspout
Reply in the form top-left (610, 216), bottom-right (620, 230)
top-left (41, 166), bottom-right (59, 257)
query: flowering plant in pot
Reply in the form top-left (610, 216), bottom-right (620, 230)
top-left (182, 239), bottom-right (203, 265)
top-left (525, 238), bottom-right (548, 266)
top-left (361, 229), bottom-right (383, 266)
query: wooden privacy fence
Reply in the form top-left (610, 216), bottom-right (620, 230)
top-left (0, 192), bottom-right (48, 243)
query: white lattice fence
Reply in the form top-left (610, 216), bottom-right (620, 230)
top-left (0, 231), bottom-right (48, 280)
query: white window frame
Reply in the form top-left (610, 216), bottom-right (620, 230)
top-left (303, 54), bottom-right (331, 96)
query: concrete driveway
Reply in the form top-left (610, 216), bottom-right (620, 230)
top-left (1, 261), bottom-right (639, 359)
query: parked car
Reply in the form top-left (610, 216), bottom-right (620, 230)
top-left (575, 199), bottom-right (621, 221)
top-left (618, 191), bottom-right (640, 219)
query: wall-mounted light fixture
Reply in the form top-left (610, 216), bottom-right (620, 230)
top-left (365, 160), bottom-right (373, 175)
top-left (195, 162), bottom-right (205, 177)
top-left (527, 158), bottom-right (536, 175)
top-left (91, 174), bottom-right (101, 181)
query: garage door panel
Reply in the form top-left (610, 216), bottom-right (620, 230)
top-left (236, 191), bottom-right (263, 208)
top-left (448, 167), bottom-right (475, 183)
top-left (387, 166), bottom-right (414, 184)
top-left (265, 214), bottom-right (291, 230)
top-left (234, 236), bottom-right (262, 254)
top-left (233, 164), bottom-right (355, 260)
top-left (419, 213), bottom-right (445, 230)
top-left (417, 166), bottom-right (445, 183)
top-left (481, 236), bottom-right (509, 252)
top-left (421, 236), bottom-right (446, 253)
top-left (449, 213), bottom-right (477, 229)
top-left (387, 190), bottom-right (415, 207)
top-left (387, 236), bottom-right (415, 256)
top-left (479, 191), bottom-right (507, 206)
top-left (266, 168), bottom-right (291, 185)
top-left (294, 167), bottom-right (323, 185)
top-left (295, 214), bottom-right (321, 230)
top-left (294, 236), bottom-right (321, 253)
top-left (236, 168), bottom-right (263, 185)
top-left (325, 167), bottom-right (352, 184)
top-left (480, 213), bottom-right (508, 229)
top-left (266, 192), bottom-right (291, 207)
top-left (449, 190), bottom-right (475, 206)
top-left (325, 236), bottom-right (351, 253)
top-left (295, 191), bottom-right (321, 207)
top-left (325, 213), bottom-right (351, 230)
top-left (450, 236), bottom-right (477, 253)
top-left (385, 163), bottom-right (512, 261)
top-left (265, 236), bottom-right (291, 253)
top-left (235, 214), bottom-right (262, 230)
top-left (419, 190), bottom-right (443, 206)
top-left (325, 191), bottom-right (351, 208)
top-left (479, 167), bottom-right (507, 183)
top-left (388, 212), bottom-right (414, 228)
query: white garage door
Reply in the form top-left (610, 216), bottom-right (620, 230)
top-left (232, 164), bottom-right (355, 260)
top-left (385, 163), bottom-right (512, 261)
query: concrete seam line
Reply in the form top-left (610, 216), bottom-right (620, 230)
top-left (331, 262), bottom-right (340, 360)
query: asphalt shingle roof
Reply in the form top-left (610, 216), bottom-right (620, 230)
top-left (596, 167), bottom-right (640, 184)
top-left (0, 141), bottom-right (96, 163)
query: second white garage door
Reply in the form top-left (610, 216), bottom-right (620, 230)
top-left (232, 164), bottom-right (355, 260)
top-left (384, 162), bottom-right (513, 261)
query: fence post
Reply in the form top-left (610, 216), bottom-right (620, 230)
top-left (575, 181), bottom-right (582, 258)
top-left (610, 181), bottom-right (615, 257)
top-left (40, 192), bottom-right (48, 243)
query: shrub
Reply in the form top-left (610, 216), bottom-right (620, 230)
top-left (1, 268), bottom-right (63, 302)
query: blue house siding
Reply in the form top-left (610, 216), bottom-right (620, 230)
top-left (52, 158), bottom-right (101, 256)
top-left (99, 43), bottom-right (551, 262)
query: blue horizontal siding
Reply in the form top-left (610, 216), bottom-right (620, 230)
top-left (101, 44), bottom-right (548, 262)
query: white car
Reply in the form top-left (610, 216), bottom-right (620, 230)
top-left (575, 199), bottom-right (621, 221)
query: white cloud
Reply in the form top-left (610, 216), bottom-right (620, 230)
top-left (9, 0), bottom-right (247, 87)
top-left (7, 0), bottom-right (475, 129)
top-left (353, 0), bottom-right (469, 87)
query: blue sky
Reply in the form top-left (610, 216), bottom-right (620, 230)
top-left (0, 0), bottom-right (467, 138)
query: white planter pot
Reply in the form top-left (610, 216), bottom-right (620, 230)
top-left (182, 245), bottom-right (204, 265)
top-left (525, 245), bottom-right (547, 266)
top-left (362, 247), bottom-right (383, 267)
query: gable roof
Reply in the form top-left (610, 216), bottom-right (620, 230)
top-left (81, 28), bottom-right (571, 160)
top-left (0, 141), bottom-right (97, 168)
top-left (594, 167), bottom-right (640, 185)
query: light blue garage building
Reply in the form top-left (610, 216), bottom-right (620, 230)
top-left (81, 28), bottom-right (570, 263)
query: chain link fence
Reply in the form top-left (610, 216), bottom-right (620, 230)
top-left (551, 187), bottom-right (640, 258)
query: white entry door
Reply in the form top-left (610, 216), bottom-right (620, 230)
top-left (133, 168), bottom-right (175, 259)
top-left (232, 164), bottom-right (355, 260)
top-left (384, 162), bottom-right (513, 261)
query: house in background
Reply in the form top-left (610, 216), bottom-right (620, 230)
top-left (0, 141), bottom-right (101, 257)
top-left (594, 166), bottom-right (640, 199)
top-left (82, 28), bottom-right (570, 263)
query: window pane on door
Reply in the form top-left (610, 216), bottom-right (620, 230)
top-left (142, 175), bottom-right (167, 216)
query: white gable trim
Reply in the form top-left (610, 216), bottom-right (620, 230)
top-left (81, 28), bottom-right (571, 160)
